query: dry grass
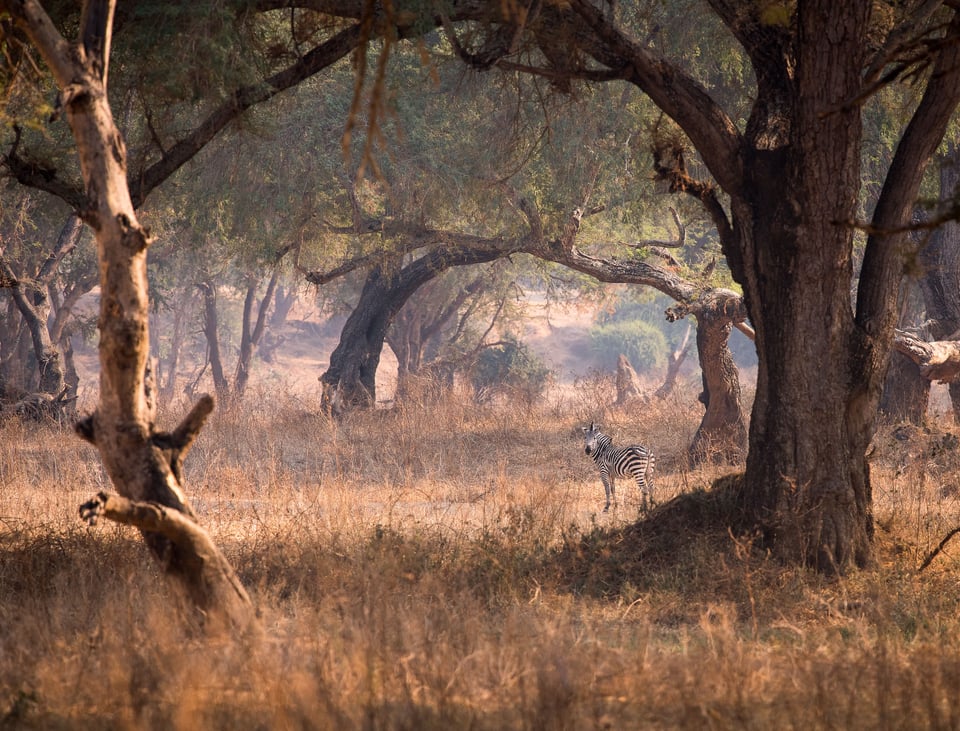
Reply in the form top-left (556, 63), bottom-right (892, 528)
top-left (4, 383), bottom-right (960, 729)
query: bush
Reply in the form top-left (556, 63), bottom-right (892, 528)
top-left (471, 339), bottom-right (552, 404)
top-left (589, 319), bottom-right (667, 373)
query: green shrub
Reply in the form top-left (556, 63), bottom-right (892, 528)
top-left (471, 339), bottom-right (552, 404)
top-left (589, 319), bottom-right (667, 373)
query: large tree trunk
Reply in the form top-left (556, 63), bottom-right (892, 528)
top-left (716, 2), bottom-right (874, 570)
top-left (695, 3), bottom-right (960, 571)
top-left (4, 0), bottom-right (254, 632)
top-left (511, 0), bottom-right (960, 573)
top-left (737, 194), bottom-right (876, 569)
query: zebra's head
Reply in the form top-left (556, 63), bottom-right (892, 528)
top-left (582, 422), bottom-right (604, 456)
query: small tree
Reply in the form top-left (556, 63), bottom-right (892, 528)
top-left (471, 338), bottom-right (552, 405)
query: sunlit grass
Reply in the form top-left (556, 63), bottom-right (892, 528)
top-left (3, 384), bottom-right (960, 728)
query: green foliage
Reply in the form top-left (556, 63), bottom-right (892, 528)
top-left (471, 338), bottom-right (552, 404)
top-left (589, 318), bottom-right (667, 373)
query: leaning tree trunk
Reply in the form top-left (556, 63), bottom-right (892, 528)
top-left (0, 262), bottom-right (65, 398)
top-left (319, 246), bottom-right (507, 414)
top-left (3, 0), bottom-right (254, 632)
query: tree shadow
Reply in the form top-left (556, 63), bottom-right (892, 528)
top-left (550, 473), bottom-right (752, 600)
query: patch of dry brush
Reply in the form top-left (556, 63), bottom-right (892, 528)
top-left (4, 388), bottom-right (960, 728)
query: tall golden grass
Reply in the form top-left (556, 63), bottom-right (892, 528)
top-left (4, 382), bottom-right (960, 729)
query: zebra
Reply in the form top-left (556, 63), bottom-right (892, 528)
top-left (581, 423), bottom-right (656, 512)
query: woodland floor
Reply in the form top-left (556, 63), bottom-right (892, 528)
top-left (7, 293), bottom-right (960, 728)
top-left (4, 375), bottom-right (960, 728)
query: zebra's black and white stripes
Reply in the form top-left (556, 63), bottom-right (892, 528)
top-left (581, 423), bottom-right (656, 512)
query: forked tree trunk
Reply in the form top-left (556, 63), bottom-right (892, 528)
top-left (389, 274), bottom-right (487, 403)
top-left (0, 217), bottom-right (83, 400)
top-left (3, 0), bottom-right (254, 632)
top-left (235, 269), bottom-right (279, 397)
top-left (0, 267), bottom-right (65, 397)
top-left (710, 4), bottom-right (960, 571)
top-left (687, 293), bottom-right (747, 465)
top-left (198, 279), bottom-right (230, 401)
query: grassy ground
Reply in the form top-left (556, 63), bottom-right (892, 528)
top-left (4, 382), bottom-right (960, 729)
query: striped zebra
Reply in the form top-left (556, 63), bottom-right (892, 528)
top-left (581, 423), bottom-right (656, 512)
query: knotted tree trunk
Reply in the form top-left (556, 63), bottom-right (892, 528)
top-left (4, 0), bottom-right (255, 633)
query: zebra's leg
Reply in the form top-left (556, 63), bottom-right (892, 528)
top-left (601, 473), bottom-right (614, 512)
top-left (637, 475), bottom-right (649, 513)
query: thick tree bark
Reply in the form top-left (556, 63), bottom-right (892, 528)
top-left (3, 0), bottom-right (254, 631)
top-left (549, 0), bottom-right (960, 571)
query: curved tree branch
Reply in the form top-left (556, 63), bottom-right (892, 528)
top-left (566, 0), bottom-right (745, 198)
top-left (857, 11), bottom-right (960, 340)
